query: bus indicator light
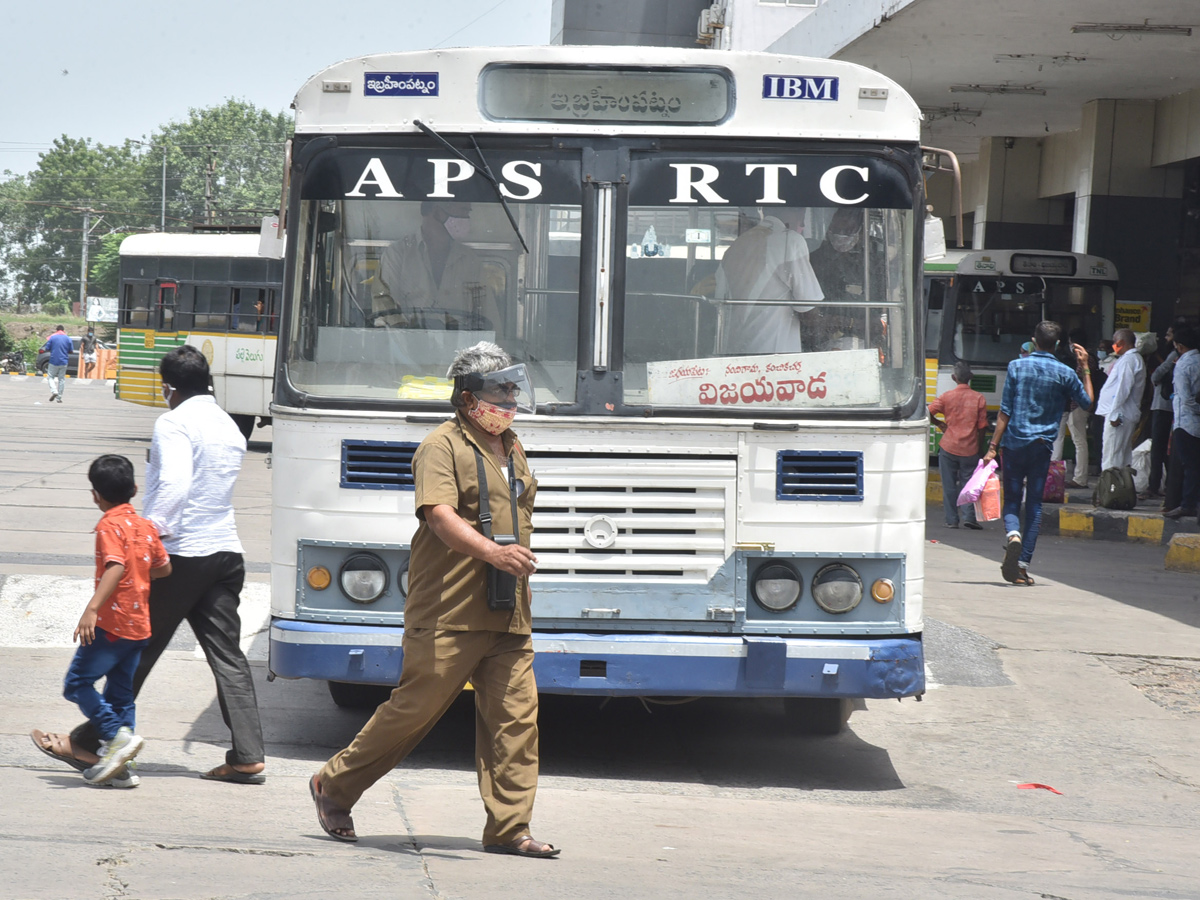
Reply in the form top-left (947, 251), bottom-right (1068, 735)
top-left (307, 566), bottom-right (332, 590)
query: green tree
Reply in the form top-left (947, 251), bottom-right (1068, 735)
top-left (89, 232), bottom-right (131, 298)
top-left (143, 100), bottom-right (292, 227)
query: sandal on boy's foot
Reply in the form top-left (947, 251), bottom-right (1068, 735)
top-left (30, 729), bottom-right (96, 772)
top-left (1014, 570), bottom-right (1036, 586)
top-left (483, 835), bottom-right (561, 858)
top-left (1001, 535), bottom-right (1023, 584)
top-left (310, 774), bottom-right (357, 842)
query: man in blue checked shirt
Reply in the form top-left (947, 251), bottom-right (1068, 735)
top-left (983, 321), bottom-right (1094, 585)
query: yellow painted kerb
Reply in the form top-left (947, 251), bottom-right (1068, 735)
top-left (1165, 534), bottom-right (1200, 573)
top-left (1058, 509), bottom-right (1094, 536)
top-left (1127, 516), bottom-right (1164, 543)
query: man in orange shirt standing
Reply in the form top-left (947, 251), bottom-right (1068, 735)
top-left (930, 362), bottom-right (989, 529)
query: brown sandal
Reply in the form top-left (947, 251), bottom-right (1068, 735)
top-left (30, 729), bottom-right (97, 772)
top-left (309, 774), bottom-right (357, 842)
top-left (1014, 571), bottom-right (1035, 586)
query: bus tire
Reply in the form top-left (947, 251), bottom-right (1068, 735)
top-left (327, 681), bottom-right (394, 710)
top-left (232, 414), bottom-right (255, 441)
top-left (783, 697), bottom-right (852, 735)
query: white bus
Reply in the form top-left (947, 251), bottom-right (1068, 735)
top-left (117, 232), bottom-right (282, 439)
top-left (267, 46), bottom-right (929, 733)
top-left (923, 249), bottom-right (1118, 451)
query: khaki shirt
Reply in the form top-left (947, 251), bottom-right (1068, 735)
top-left (373, 236), bottom-right (500, 330)
top-left (406, 413), bottom-right (537, 633)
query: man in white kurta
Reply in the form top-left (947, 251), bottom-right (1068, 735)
top-left (1094, 328), bottom-right (1146, 471)
top-left (714, 210), bottom-right (824, 355)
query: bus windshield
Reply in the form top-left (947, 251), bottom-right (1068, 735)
top-left (953, 280), bottom-right (1115, 366)
top-left (284, 144), bottom-right (918, 413)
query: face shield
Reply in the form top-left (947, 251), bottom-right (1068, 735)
top-left (459, 363), bottom-right (535, 414)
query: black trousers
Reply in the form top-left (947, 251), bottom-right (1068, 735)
top-left (1149, 409), bottom-right (1173, 492)
top-left (71, 551), bottom-right (265, 766)
top-left (1163, 428), bottom-right (1200, 514)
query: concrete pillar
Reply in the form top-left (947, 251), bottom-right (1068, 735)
top-left (1072, 100), bottom-right (1183, 333)
top-left (971, 137), bottom-right (1071, 251)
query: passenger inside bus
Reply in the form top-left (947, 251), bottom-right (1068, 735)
top-left (370, 201), bottom-right (498, 332)
top-left (808, 207), bottom-right (884, 354)
top-left (713, 206), bottom-right (823, 354)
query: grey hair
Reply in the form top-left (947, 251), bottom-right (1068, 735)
top-left (447, 341), bottom-right (512, 379)
top-left (952, 361), bottom-right (972, 384)
top-left (1112, 328), bottom-right (1136, 349)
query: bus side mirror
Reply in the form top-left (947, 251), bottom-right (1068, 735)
top-left (924, 212), bottom-right (946, 261)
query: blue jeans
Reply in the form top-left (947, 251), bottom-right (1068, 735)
top-left (1001, 439), bottom-right (1052, 566)
top-left (63, 628), bottom-right (149, 742)
top-left (939, 449), bottom-right (979, 526)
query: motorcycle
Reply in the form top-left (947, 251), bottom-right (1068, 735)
top-left (0, 350), bottom-right (28, 375)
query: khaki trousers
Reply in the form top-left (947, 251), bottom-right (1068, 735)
top-left (318, 627), bottom-right (540, 845)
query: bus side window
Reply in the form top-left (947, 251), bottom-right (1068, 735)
top-left (124, 283), bottom-right (150, 327)
top-left (174, 285), bottom-right (195, 331)
top-left (194, 285), bottom-right (230, 331)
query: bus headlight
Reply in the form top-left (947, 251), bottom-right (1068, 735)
top-left (398, 562), bottom-right (410, 599)
top-left (811, 564), bottom-right (863, 614)
top-left (752, 564), bottom-right (801, 612)
top-left (339, 554), bottom-right (388, 604)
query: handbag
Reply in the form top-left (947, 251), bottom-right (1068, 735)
top-left (473, 446), bottom-right (521, 612)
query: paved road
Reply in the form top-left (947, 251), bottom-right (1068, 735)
top-left (2, 375), bottom-right (1199, 900)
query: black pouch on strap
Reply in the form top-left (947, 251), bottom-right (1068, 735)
top-left (474, 447), bottom-right (520, 612)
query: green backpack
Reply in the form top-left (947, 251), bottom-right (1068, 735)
top-left (1093, 466), bottom-right (1137, 510)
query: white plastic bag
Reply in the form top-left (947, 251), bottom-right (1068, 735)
top-left (1131, 440), bottom-right (1152, 494)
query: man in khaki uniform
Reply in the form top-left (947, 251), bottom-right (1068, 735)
top-left (310, 342), bottom-right (559, 858)
top-left (372, 200), bottom-right (500, 331)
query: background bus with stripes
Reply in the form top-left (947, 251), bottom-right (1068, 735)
top-left (117, 232), bottom-right (282, 439)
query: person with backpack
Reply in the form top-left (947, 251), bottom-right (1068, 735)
top-left (983, 322), bottom-right (1094, 585)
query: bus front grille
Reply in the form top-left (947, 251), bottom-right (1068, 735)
top-left (527, 453), bottom-right (734, 580)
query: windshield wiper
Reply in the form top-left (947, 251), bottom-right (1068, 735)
top-left (412, 119), bottom-right (529, 253)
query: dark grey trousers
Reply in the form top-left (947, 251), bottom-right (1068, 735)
top-left (71, 551), bottom-right (265, 766)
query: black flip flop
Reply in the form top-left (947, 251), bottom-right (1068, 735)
top-left (1001, 536), bottom-right (1022, 583)
top-left (484, 836), bottom-right (561, 858)
top-left (201, 765), bottom-right (266, 785)
top-left (30, 730), bottom-right (89, 773)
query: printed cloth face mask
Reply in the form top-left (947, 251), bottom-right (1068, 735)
top-left (467, 400), bottom-right (516, 435)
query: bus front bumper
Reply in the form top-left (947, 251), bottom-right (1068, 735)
top-left (269, 620), bottom-right (924, 699)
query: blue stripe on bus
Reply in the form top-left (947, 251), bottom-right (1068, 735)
top-left (268, 621), bottom-right (924, 699)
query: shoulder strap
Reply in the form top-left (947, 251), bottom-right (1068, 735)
top-left (472, 446), bottom-right (521, 541)
top-left (472, 446), bottom-right (493, 540)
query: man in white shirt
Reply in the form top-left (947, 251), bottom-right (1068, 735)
top-left (65, 345), bottom-right (266, 783)
top-left (714, 207), bottom-right (824, 355)
top-left (1094, 328), bottom-right (1146, 471)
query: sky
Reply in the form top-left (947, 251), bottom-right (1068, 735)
top-left (0, 0), bottom-right (553, 178)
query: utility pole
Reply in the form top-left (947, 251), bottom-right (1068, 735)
top-left (79, 209), bottom-right (90, 313)
top-left (161, 148), bottom-right (167, 231)
top-left (204, 146), bottom-right (217, 225)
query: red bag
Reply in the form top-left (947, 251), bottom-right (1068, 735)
top-left (1042, 459), bottom-right (1066, 503)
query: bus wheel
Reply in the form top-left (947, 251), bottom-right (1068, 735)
top-left (327, 681), bottom-right (394, 710)
top-left (232, 414), bottom-right (255, 441)
top-left (783, 697), bottom-right (852, 735)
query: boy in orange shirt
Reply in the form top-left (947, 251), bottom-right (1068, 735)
top-left (56, 455), bottom-right (171, 786)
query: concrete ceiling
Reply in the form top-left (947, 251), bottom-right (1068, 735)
top-left (834, 0), bottom-right (1200, 160)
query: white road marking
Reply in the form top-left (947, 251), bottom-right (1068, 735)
top-left (0, 575), bottom-right (271, 660)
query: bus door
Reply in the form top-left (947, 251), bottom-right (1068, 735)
top-left (156, 281), bottom-right (178, 332)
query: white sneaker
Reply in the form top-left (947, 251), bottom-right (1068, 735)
top-left (87, 762), bottom-right (140, 789)
top-left (83, 727), bottom-right (145, 785)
